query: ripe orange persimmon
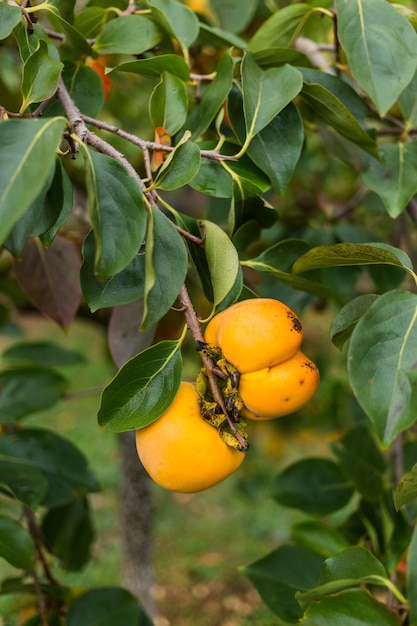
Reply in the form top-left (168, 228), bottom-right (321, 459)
top-left (135, 382), bottom-right (245, 493)
top-left (204, 298), bottom-right (319, 420)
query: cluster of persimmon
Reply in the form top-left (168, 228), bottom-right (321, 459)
top-left (136, 298), bottom-right (320, 493)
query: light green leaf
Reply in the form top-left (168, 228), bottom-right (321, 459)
top-left (20, 40), bottom-right (63, 113)
top-left (0, 117), bottom-right (66, 245)
top-left (149, 0), bottom-right (199, 51)
top-left (98, 340), bottom-right (183, 432)
top-left (93, 15), bottom-right (162, 55)
top-left (291, 521), bottom-right (350, 559)
top-left (149, 72), bottom-right (188, 135)
top-left (249, 4), bottom-right (311, 52)
top-left (362, 143), bottom-right (417, 218)
top-left (348, 290), bottom-right (417, 446)
top-left (201, 220), bottom-right (241, 310)
top-left (151, 132), bottom-right (201, 191)
top-left (198, 22), bottom-right (248, 49)
top-left (394, 466), bottom-right (417, 510)
top-left (0, 515), bottom-right (35, 570)
top-left (0, 4), bottom-right (22, 40)
top-left (210, 0), bottom-right (258, 34)
top-left (112, 54), bottom-right (190, 81)
top-left (335, 0), bottom-right (417, 116)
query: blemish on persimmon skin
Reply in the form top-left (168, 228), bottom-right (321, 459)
top-left (286, 310), bottom-right (303, 333)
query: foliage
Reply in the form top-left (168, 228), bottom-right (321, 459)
top-left (1, 0), bottom-right (417, 623)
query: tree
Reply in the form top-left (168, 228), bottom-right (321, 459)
top-left (1, 0), bottom-right (417, 623)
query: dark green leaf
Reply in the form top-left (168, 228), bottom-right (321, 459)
top-left (348, 290), bottom-right (417, 446)
top-left (0, 118), bottom-right (66, 245)
top-left (149, 72), bottom-right (188, 135)
top-left (241, 544), bottom-right (323, 622)
top-left (173, 214), bottom-right (213, 302)
top-left (394, 466), bottom-right (417, 510)
top-left (399, 68), bottom-right (417, 126)
top-left (249, 4), bottom-right (311, 52)
top-left (67, 587), bottom-right (152, 626)
top-left (44, 62), bottom-right (105, 118)
top-left (84, 149), bottom-right (147, 279)
top-left (93, 15), bottom-right (162, 55)
top-left (210, 0), bottom-right (258, 34)
top-left (330, 294), bottom-right (380, 350)
top-left (113, 54), bottom-right (190, 81)
top-left (291, 521), bottom-right (350, 559)
top-left (0, 4), bottom-right (22, 40)
top-left (141, 207), bottom-right (188, 330)
top-left (0, 366), bottom-right (67, 423)
top-left (198, 22), bottom-right (248, 49)
top-left (80, 231), bottom-right (146, 312)
top-left (408, 524), bottom-right (417, 625)
top-left (98, 340), bottom-right (182, 432)
top-left (40, 158), bottom-right (74, 247)
top-left (270, 458), bottom-right (354, 515)
top-left (151, 132), bottom-right (201, 191)
top-left (149, 0), bottom-right (199, 49)
top-left (20, 40), bottom-right (64, 113)
top-left (335, 0), bottom-right (417, 116)
top-left (0, 429), bottom-right (99, 508)
top-left (254, 47), bottom-right (310, 69)
top-left (0, 458), bottom-right (47, 508)
top-left (229, 181), bottom-right (277, 236)
top-left (45, 7), bottom-right (93, 57)
top-left (3, 341), bottom-right (84, 367)
top-left (0, 515), bottom-right (35, 570)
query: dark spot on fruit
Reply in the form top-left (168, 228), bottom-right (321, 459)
top-left (299, 380), bottom-right (305, 386)
top-left (285, 398), bottom-right (289, 402)
top-left (303, 361), bottom-right (316, 371)
top-left (286, 310), bottom-right (303, 333)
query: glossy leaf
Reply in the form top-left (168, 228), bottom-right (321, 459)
top-left (84, 149), bottom-right (147, 279)
top-left (348, 290), bottom-right (417, 446)
top-left (93, 15), bottom-right (162, 55)
top-left (301, 588), bottom-right (402, 625)
top-left (0, 4), bottom-right (22, 40)
top-left (0, 458), bottom-right (48, 508)
top-left (149, 0), bottom-right (199, 49)
top-left (13, 22), bottom-right (61, 63)
top-left (67, 587), bottom-right (152, 626)
top-left (241, 544), bottom-right (323, 622)
top-left (98, 340), bottom-right (183, 432)
top-left (241, 52), bottom-right (303, 145)
top-left (335, 0), bottom-right (417, 116)
top-left (113, 54), bottom-right (190, 81)
top-left (394, 466), bottom-right (417, 510)
top-left (108, 302), bottom-right (156, 369)
top-left (270, 458), bottom-right (354, 515)
top-left (362, 143), bottom-right (417, 218)
top-left (151, 132), bottom-right (201, 190)
top-left (141, 207), bottom-right (188, 330)
top-left (291, 521), bottom-right (350, 559)
top-left (249, 4), bottom-right (311, 52)
top-left (80, 231), bottom-right (145, 312)
top-left (3, 341), bottom-right (84, 367)
top-left (13, 236), bottom-right (82, 328)
top-left (184, 50), bottom-right (233, 140)
top-left (149, 72), bottom-right (188, 136)
top-left (330, 294), bottom-right (380, 350)
top-left (0, 429), bottom-right (99, 509)
top-left (20, 40), bottom-right (63, 113)
top-left (0, 118), bottom-right (66, 245)
top-left (0, 515), bottom-right (35, 570)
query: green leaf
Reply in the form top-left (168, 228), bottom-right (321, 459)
top-left (292, 243), bottom-right (414, 275)
top-left (13, 22), bottom-right (61, 63)
top-left (0, 117), bottom-right (66, 246)
top-left (149, 0), bottom-right (199, 50)
top-left (249, 4), bottom-right (311, 52)
top-left (98, 340), bottom-right (182, 432)
top-left (113, 54), bottom-right (190, 81)
top-left (330, 294), bottom-right (380, 350)
top-left (242, 239), bottom-right (331, 299)
top-left (0, 458), bottom-right (48, 508)
top-left (44, 62), bottom-right (105, 119)
top-left (335, 0), bottom-right (417, 116)
top-left (0, 4), bottom-right (22, 40)
top-left (254, 47), bottom-right (310, 69)
top-left (241, 544), bottom-right (324, 622)
top-left (151, 132), bottom-right (201, 191)
top-left (20, 40), bottom-right (63, 113)
top-left (201, 220), bottom-right (241, 311)
top-left (210, 0), bottom-right (258, 34)
top-left (394, 466), bottom-right (417, 510)
top-left (80, 231), bottom-right (146, 312)
top-left (348, 290), bottom-right (417, 446)
top-left (198, 22), bottom-right (248, 50)
top-left (67, 587), bottom-right (152, 626)
top-left (3, 341), bottom-right (84, 367)
top-left (93, 15), bottom-right (162, 55)
top-left (41, 6), bottom-right (93, 57)
top-left (362, 143), bottom-right (417, 218)
top-left (141, 207), bottom-right (188, 330)
top-left (0, 429), bottom-right (99, 509)
top-left (0, 515), bottom-right (35, 570)
top-left (149, 72), bottom-right (188, 135)
top-left (408, 524), bottom-right (417, 625)
top-left (84, 149), bottom-right (147, 279)
top-left (229, 181), bottom-right (276, 236)
top-left (291, 521), bottom-right (350, 559)
top-left (183, 49), bottom-right (233, 140)
top-left (301, 588), bottom-right (402, 625)
top-left (173, 214), bottom-right (213, 303)
top-left (330, 425), bottom-right (386, 502)
top-left (299, 68), bottom-right (378, 157)
top-left (39, 158), bottom-right (74, 247)
top-left (0, 366), bottom-right (67, 423)
top-left (240, 53), bottom-right (303, 150)
top-left (270, 458), bottom-right (354, 515)
top-left (399, 68), bottom-right (417, 126)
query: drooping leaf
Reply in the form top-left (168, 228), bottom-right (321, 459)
top-left (20, 40), bottom-right (63, 113)
top-left (93, 15), bottom-right (162, 55)
top-left (348, 290), bottom-right (417, 446)
top-left (149, 72), bottom-right (188, 136)
top-left (335, 0), bottom-right (417, 116)
top-left (330, 294), bottom-right (380, 350)
top-left (67, 587), bottom-right (152, 626)
top-left (0, 118), bottom-right (66, 245)
top-left (249, 4), bottom-right (311, 52)
top-left (112, 54), bottom-right (190, 81)
top-left (108, 302), bottom-right (156, 369)
top-left (0, 429), bottom-right (99, 509)
top-left (13, 236), bottom-right (82, 328)
top-left (149, 0), bottom-right (200, 50)
top-left (141, 207), bottom-right (188, 330)
top-left (84, 149), bottom-right (147, 279)
top-left (0, 458), bottom-right (48, 508)
top-left (151, 132), bottom-right (201, 190)
top-left (98, 339), bottom-right (183, 432)
top-left (0, 4), bottom-right (22, 40)
top-left (270, 458), bottom-right (354, 515)
top-left (361, 143), bottom-right (417, 218)
top-left (0, 515), bottom-right (35, 570)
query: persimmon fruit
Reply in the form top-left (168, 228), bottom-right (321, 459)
top-left (135, 382), bottom-right (245, 493)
